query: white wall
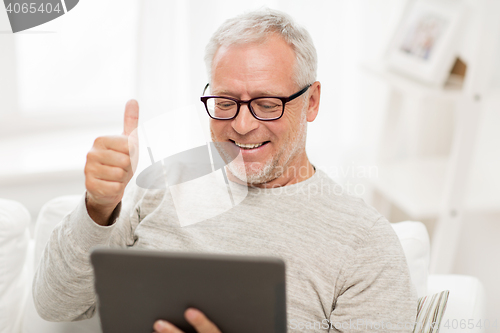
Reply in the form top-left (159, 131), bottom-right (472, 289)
top-left (1, 0), bottom-right (499, 321)
top-left (0, 5), bottom-right (18, 115)
top-left (455, 94), bottom-right (500, 326)
top-left (454, 211), bottom-right (500, 328)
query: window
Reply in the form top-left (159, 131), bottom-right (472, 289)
top-left (14, 0), bottom-right (139, 115)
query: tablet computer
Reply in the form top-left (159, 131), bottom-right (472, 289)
top-left (90, 248), bottom-right (286, 333)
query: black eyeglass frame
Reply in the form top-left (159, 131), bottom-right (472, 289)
top-left (200, 83), bottom-right (312, 121)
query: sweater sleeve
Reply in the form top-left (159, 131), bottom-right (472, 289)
top-left (329, 217), bottom-right (418, 332)
top-left (32, 184), bottom-right (142, 322)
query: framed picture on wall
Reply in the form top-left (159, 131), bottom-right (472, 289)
top-left (385, 0), bottom-right (467, 87)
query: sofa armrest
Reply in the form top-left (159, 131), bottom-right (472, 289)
top-left (427, 274), bottom-right (486, 333)
top-left (0, 198), bottom-right (31, 333)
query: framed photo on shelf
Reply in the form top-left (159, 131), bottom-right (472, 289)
top-left (385, 0), bottom-right (467, 87)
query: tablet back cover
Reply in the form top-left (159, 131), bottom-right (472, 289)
top-left (90, 248), bottom-right (286, 333)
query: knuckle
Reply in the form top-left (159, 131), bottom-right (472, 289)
top-left (111, 153), bottom-right (127, 169)
top-left (86, 149), bottom-right (96, 162)
top-left (113, 168), bottom-right (126, 179)
top-left (93, 136), bottom-right (102, 147)
top-left (120, 154), bottom-right (131, 168)
top-left (87, 148), bottom-right (104, 165)
top-left (84, 162), bottom-right (97, 178)
top-left (84, 165), bottom-right (93, 179)
top-left (85, 178), bottom-right (96, 192)
top-left (94, 136), bottom-right (106, 145)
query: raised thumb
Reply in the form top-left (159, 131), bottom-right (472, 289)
top-left (123, 99), bottom-right (139, 136)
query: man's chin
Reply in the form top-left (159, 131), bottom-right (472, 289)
top-left (226, 161), bottom-right (278, 186)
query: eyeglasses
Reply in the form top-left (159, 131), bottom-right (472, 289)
top-left (200, 83), bottom-right (311, 121)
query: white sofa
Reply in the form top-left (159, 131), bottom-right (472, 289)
top-left (0, 196), bottom-right (486, 333)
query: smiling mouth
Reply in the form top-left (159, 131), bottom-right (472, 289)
top-left (231, 140), bottom-right (270, 149)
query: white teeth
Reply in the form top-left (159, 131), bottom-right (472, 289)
top-left (234, 142), bottom-right (265, 149)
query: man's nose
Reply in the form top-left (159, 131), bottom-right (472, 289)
top-left (231, 103), bottom-right (259, 135)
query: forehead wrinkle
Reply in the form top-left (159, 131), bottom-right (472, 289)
top-left (211, 35), bottom-right (298, 98)
top-left (212, 66), bottom-right (289, 97)
top-left (212, 71), bottom-right (290, 98)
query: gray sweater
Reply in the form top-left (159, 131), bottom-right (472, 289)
top-left (33, 169), bottom-right (417, 332)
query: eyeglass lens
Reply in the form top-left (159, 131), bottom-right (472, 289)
top-left (206, 97), bottom-right (283, 119)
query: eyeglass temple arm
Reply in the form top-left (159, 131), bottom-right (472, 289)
top-left (287, 84), bottom-right (312, 102)
top-left (203, 83), bottom-right (210, 95)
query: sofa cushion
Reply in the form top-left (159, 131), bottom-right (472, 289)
top-left (414, 290), bottom-right (450, 332)
top-left (391, 221), bottom-right (430, 298)
top-left (0, 199), bottom-right (30, 333)
top-left (23, 194), bottom-right (101, 333)
top-left (32, 195), bottom-right (81, 270)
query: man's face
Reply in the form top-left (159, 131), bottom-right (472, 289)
top-left (209, 34), bottom-right (310, 185)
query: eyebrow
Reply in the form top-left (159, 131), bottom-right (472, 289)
top-left (211, 89), bottom-right (283, 98)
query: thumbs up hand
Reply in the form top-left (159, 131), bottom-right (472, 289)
top-left (84, 100), bottom-right (139, 226)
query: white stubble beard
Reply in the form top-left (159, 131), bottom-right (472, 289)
top-left (212, 102), bottom-right (308, 185)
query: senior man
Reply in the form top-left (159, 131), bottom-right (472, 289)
top-left (34, 8), bottom-right (417, 333)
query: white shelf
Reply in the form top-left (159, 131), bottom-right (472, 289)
top-left (360, 63), bottom-right (463, 101)
top-left (371, 156), bottom-right (500, 220)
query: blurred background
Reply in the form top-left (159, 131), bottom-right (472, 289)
top-left (1, 0), bottom-right (499, 327)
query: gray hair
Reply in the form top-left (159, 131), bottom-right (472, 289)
top-left (204, 8), bottom-right (317, 89)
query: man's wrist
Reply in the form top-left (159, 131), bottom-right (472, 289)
top-left (85, 193), bottom-right (122, 226)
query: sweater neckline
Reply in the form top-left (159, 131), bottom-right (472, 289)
top-left (227, 166), bottom-right (324, 196)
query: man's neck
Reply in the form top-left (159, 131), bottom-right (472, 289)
top-left (227, 153), bottom-right (316, 189)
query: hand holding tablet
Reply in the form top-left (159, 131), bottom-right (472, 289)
top-left (153, 308), bottom-right (221, 333)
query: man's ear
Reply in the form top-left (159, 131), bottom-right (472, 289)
top-left (306, 81), bottom-right (321, 122)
